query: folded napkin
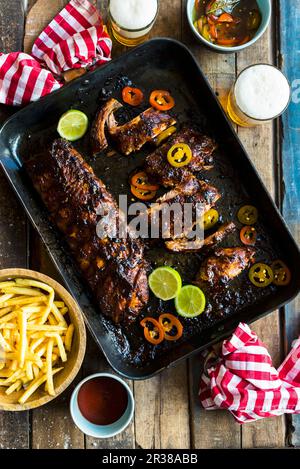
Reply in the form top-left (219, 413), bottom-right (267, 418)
top-left (199, 322), bottom-right (300, 423)
top-left (0, 0), bottom-right (112, 106)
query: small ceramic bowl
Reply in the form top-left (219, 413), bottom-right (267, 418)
top-left (70, 373), bottom-right (134, 438)
top-left (187, 0), bottom-right (272, 53)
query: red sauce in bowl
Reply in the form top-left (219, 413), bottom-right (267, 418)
top-left (77, 377), bottom-right (128, 425)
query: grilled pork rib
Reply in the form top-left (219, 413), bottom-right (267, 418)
top-left (196, 247), bottom-right (255, 287)
top-left (91, 98), bottom-right (122, 154)
top-left (91, 98), bottom-right (176, 156)
top-left (25, 139), bottom-right (149, 324)
top-left (144, 128), bottom-right (217, 187)
top-left (165, 222), bottom-right (236, 252)
top-left (148, 180), bottom-right (221, 240)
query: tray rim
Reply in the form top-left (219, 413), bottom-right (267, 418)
top-left (1, 37), bottom-right (300, 380)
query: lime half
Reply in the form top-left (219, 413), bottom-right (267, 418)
top-left (175, 285), bottom-right (206, 318)
top-left (57, 110), bottom-right (89, 141)
top-left (148, 267), bottom-right (182, 301)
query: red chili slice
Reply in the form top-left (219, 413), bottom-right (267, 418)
top-left (140, 317), bottom-right (164, 345)
top-left (240, 226), bottom-right (257, 246)
top-left (158, 313), bottom-right (183, 342)
top-left (122, 86), bottom-right (144, 106)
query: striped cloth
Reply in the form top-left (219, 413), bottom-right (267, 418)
top-left (0, 0), bottom-right (112, 106)
top-left (199, 322), bottom-right (300, 423)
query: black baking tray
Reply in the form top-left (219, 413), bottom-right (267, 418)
top-left (0, 38), bottom-right (300, 379)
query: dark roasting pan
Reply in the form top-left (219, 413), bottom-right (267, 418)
top-left (0, 38), bottom-right (300, 379)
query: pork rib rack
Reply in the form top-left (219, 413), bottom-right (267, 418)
top-left (25, 139), bottom-right (149, 324)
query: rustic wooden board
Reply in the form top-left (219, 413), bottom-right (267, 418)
top-left (236, 25), bottom-right (286, 449)
top-left (133, 0), bottom-right (191, 450)
top-left (280, 0), bottom-right (300, 448)
top-left (28, 231), bottom-right (85, 448)
top-left (0, 0), bottom-right (30, 450)
top-left (181, 0), bottom-right (241, 449)
top-left (84, 337), bottom-right (135, 449)
top-left (22, 0), bottom-right (84, 449)
top-left (0, 0), bottom-right (290, 449)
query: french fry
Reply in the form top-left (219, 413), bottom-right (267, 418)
top-left (0, 331), bottom-right (12, 352)
top-left (5, 379), bottom-right (22, 395)
top-left (15, 279), bottom-right (55, 324)
top-left (54, 301), bottom-right (65, 308)
top-left (46, 339), bottom-right (55, 396)
top-left (10, 359), bottom-right (18, 371)
top-left (27, 324), bottom-right (67, 332)
top-left (26, 361), bottom-right (34, 381)
top-left (36, 345), bottom-right (47, 358)
top-left (0, 296), bottom-right (47, 308)
top-left (15, 279), bottom-right (53, 293)
top-left (32, 364), bottom-right (40, 379)
top-left (46, 333), bottom-right (67, 362)
top-left (22, 306), bottom-right (44, 316)
top-left (30, 337), bottom-right (45, 353)
top-left (18, 367), bottom-right (63, 404)
top-left (0, 306), bottom-right (13, 318)
top-left (0, 368), bottom-right (13, 378)
top-left (2, 369), bottom-right (23, 385)
top-left (18, 310), bottom-right (27, 368)
top-left (60, 307), bottom-right (68, 315)
top-left (0, 294), bottom-right (14, 305)
top-left (0, 281), bottom-right (17, 289)
top-left (0, 311), bottom-right (18, 324)
top-left (1, 287), bottom-right (43, 297)
top-left (65, 324), bottom-right (74, 352)
top-left (48, 314), bottom-right (58, 326)
top-left (51, 303), bottom-right (67, 326)
top-left (0, 323), bottom-right (17, 330)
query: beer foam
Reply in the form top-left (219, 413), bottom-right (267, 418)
top-left (110, 0), bottom-right (157, 30)
top-left (235, 65), bottom-right (290, 120)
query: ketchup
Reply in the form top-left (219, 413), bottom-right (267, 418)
top-left (77, 377), bottom-right (128, 425)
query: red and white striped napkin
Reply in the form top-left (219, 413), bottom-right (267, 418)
top-left (199, 322), bottom-right (300, 423)
top-left (0, 0), bottom-right (112, 106)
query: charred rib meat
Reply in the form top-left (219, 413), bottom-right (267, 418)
top-left (91, 98), bottom-right (122, 154)
top-left (165, 222), bottom-right (236, 252)
top-left (91, 98), bottom-right (176, 156)
top-left (144, 128), bottom-right (217, 187)
top-left (148, 180), bottom-right (221, 239)
top-left (25, 139), bottom-right (149, 324)
top-left (196, 247), bottom-right (255, 287)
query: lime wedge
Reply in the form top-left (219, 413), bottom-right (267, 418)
top-left (148, 267), bottom-right (182, 301)
top-left (57, 110), bottom-right (88, 141)
top-left (175, 285), bottom-right (206, 318)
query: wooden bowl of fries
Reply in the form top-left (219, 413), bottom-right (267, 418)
top-left (0, 269), bottom-right (86, 411)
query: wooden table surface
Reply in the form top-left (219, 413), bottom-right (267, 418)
top-left (0, 0), bottom-right (299, 449)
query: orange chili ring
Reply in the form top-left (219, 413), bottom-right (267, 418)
top-left (149, 90), bottom-right (175, 111)
top-left (140, 317), bottom-right (164, 345)
top-left (240, 226), bottom-right (257, 246)
top-left (158, 313), bottom-right (183, 342)
top-left (131, 171), bottom-right (159, 192)
top-left (130, 185), bottom-right (157, 201)
top-left (122, 86), bottom-right (144, 106)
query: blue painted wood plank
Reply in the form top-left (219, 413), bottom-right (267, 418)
top-left (280, 0), bottom-right (300, 447)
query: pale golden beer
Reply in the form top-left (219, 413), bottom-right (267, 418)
top-left (227, 64), bottom-right (291, 127)
top-left (108, 0), bottom-right (158, 47)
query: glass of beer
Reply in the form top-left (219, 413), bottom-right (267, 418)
top-left (227, 64), bottom-right (291, 127)
top-left (108, 0), bottom-right (159, 47)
